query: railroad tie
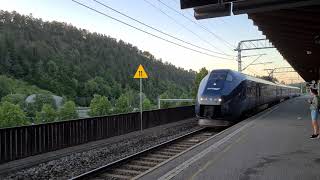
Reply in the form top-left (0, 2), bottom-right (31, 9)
top-left (112, 168), bottom-right (142, 176)
top-left (122, 164), bottom-right (150, 171)
top-left (155, 151), bottom-right (177, 156)
top-left (177, 141), bottom-right (198, 146)
top-left (166, 146), bottom-right (186, 151)
top-left (131, 160), bottom-right (158, 167)
top-left (140, 157), bottom-right (165, 163)
top-left (173, 144), bottom-right (193, 148)
top-left (148, 153), bottom-right (171, 159)
top-left (100, 173), bottom-right (131, 180)
top-left (162, 148), bottom-right (182, 153)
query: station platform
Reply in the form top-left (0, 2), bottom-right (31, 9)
top-left (139, 96), bottom-right (320, 180)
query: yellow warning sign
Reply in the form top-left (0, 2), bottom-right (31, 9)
top-left (134, 64), bottom-right (148, 79)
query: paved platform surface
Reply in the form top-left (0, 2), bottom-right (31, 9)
top-left (139, 96), bottom-right (320, 180)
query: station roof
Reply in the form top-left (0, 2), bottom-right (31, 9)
top-left (180, 0), bottom-right (320, 82)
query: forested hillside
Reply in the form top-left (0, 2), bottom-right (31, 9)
top-left (0, 10), bottom-right (196, 107)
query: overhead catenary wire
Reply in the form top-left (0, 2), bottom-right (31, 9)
top-left (92, 0), bottom-right (231, 57)
top-left (242, 54), bottom-right (264, 71)
top-left (169, 0), bottom-right (290, 77)
top-left (171, 0), bottom-right (267, 55)
top-left (160, 0), bottom-right (235, 50)
top-left (247, 67), bottom-right (262, 77)
top-left (170, 0), bottom-right (253, 51)
top-left (71, 0), bottom-right (234, 60)
top-left (246, 69), bottom-right (257, 76)
top-left (142, 0), bottom-right (233, 57)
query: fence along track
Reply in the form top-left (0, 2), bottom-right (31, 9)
top-left (71, 127), bottom-right (221, 180)
top-left (0, 106), bottom-right (195, 164)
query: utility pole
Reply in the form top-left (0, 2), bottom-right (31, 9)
top-left (235, 39), bottom-right (274, 72)
top-left (237, 49), bottom-right (241, 72)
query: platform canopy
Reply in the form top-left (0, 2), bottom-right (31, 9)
top-left (180, 0), bottom-right (320, 82)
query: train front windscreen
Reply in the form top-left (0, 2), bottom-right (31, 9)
top-left (202, 71), bottom-right (229, 96)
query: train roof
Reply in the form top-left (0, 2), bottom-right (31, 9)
top-left (210, 69), bottom-right (300, 90)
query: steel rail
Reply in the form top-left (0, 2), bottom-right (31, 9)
top-left (70, 127), bottom-right (210, 180)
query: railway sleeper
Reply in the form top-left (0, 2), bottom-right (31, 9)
top-left (177, 141), bottom-right (198, 146)
top-left (111, 168), bottom-right (142, 176)
top-left (148, 153), bottom-right (171, 159)
top-left (131, 160), bottom-right (158, 167)
top-left (166, 145), bottom-right (187, 150)
top-left (174, 143), bottom-right (194, 148)
top-left (187, 139), bottom-right (201, 143)
top-left (122, 164), bottom-right (151, 171)
top-left (168, 145), bottom-right (189, 150)
top-left (195, 137), bottom-right (211, 141)
top-left (195, 135), bottom-right (213, 139)
top-left (202, 132), bottom-right (214, 136)
top-left (99, 172), bottom-right (132, 180)
top-left (144, 154), bottom-right (168, 160)
top-left (140, 157), bottom-right (166, 163)
top-left (155, 151), bottom-right (177, 156)
top-left (161, 148), bottom-right (182, 153)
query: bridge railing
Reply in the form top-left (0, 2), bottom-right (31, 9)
top-left (0, 106), bottom-right (195, 164)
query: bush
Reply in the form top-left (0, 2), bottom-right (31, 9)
top-left (89, 94), bottom-right (111, 116)
top-left (59, 101), bottom-right (78, 120)
top-left (1, 93), bottom-right (26, 107)
top-left (35, 104), bottom-right (57, 123)
top-left (0, 101), bottom-right (27, 128)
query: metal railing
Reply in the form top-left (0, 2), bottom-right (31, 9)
top-left (157, 98), bottom-right (195, 109)
top-left (0, 106), bottom-right (195, 164)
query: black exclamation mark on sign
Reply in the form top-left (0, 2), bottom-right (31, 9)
top-left (139, 71), bottom-right (142, 77)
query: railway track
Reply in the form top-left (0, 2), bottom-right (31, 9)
top-left (70, 127), bottom-right (223, 180)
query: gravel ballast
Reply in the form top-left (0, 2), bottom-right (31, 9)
top-left (3, 119), bottom-right (200, 180)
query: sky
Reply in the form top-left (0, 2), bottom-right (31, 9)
top-left (1, 0), bottom-right (302, 83)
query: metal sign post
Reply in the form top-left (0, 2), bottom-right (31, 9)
top-left (133, 64), bottom-right (148, 131)
top-left (140, 78), bottom-right (142, 131)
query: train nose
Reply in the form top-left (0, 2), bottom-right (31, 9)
top-left (199, 96), bottom-right (222, 105)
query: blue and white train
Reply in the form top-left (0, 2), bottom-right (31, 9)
top-left (196, 69), bottom-right (300, 126)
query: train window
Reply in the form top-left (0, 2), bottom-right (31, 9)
top-left (203, 71), bottom-right (228, 95)
top-left (209, 71), bottom-right (227, 80)
top-left (226, 73), bottom-right (233, 82)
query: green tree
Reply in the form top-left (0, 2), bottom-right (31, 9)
top-left (0, 77), bottom-right (12, 99)
top-left (114, 93), bottom-right (132, 114)
top-left (59, 101), bottom-right (78, 120)
top-left (192, 67), bottom-right (209, 98)
top-left (25, 94), bottom-right (56, 118)
top-left (159, 92), bottom-right (172, 108)
top-left (0, 10), bottom-right (196, 106)
top-left (1, 93), bottom-right (26, 107)
top-left (178, 93), bottom-right (193, 106)
top-left (34, 94), bottom-right (56, 110)
top-left (143, 97), bottom-right (153, 111)
top-left (35, 104), bottom-right (57, 123)
top-left (89, 94), bottom-right (111, 116)
top-left (0, 101), bottom-right (27, 128)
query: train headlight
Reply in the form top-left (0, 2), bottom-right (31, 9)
top-left (218, 98), bottom-right (222, 102)
top-left (200, 97), bottom-right (207, 101)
